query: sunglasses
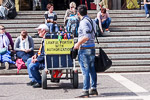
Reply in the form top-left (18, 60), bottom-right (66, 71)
top-left (0, 28), bottom-right (5, 30)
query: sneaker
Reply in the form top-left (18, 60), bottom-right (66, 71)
top-left (76, 91), bottom-right (89, 98)
top-left (5, 62), bottom-right (9, 70)
top-left (32, 83), bottom-right (41, 88)
top-left (146, 14), bottom-right (149, 18)
top-left (105, 28), bottom-right (110, 33)
top-left (89, 89), bottom-right (98, 96)
top-left (27, 81), bottom-right (37, 86)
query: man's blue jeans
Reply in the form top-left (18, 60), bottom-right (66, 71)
top-left (95, 17), bottom-right (111, 29)
top-left (144, 4), bottom-right (150, 15)
top-left (78, 49), bottom-right (97, 91)
top-left (46, 23), bottom-right (59, 33)
top-left (27, 58), bottom-right (41, 84)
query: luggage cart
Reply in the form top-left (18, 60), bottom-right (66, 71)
top-left (42, 32), bottom-right (78, 89)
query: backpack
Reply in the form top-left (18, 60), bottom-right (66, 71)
top-left (16, 59), bottom-right (27, 74)
top-left (66, 15), bottom-right (79, 37)
top-left (7, 7), bottom-right (17, 19)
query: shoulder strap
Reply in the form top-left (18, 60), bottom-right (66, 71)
top-left (85, 18), bottom-right (99, 44)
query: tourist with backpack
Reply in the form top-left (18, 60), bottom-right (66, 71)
top-left (64, 2), bottom-right (79, 37)
top-left (44, 3), bottom-right (59, 33)
top-left (14, 30), bottom-right (34, 63)
top-left (26, 24), bottom-right (49, 88)
top-left (64, 2), bottom-right (78, 25)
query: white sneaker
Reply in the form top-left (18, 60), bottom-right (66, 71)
top-left (104, 30), bottom-right (110, 33)
top-left (5, 62), bottom-right (9, 70)
top-left (146, 14), bottom-right (149, 18)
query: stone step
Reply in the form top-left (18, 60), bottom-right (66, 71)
top-left (109, 27), bottom-right (150, 31)
top-left (9, 31), bottom-right (150, 38)
top-left (109, 54), bottom-right (150, 60)
top-left (17, 10), bottom-right (145, 15)
top-left (3, 21), bottom-right (150, 28)
top-left (1, 18), bottom-right (150, 25)
top-left (104, 31), bottom-right (150, 36)
top-left (110, 22), bottom-right (150, 26)
top-left (14, 13), bottom-right (145, 19)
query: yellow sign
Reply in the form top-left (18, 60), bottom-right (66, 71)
top-left (45, 39), bottom-right (74, 54)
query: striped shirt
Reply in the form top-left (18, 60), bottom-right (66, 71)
top-left (2, 0), bottom-right (15, 10)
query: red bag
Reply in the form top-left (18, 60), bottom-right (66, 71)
top-left (16, 59), bottom-right (27, 74)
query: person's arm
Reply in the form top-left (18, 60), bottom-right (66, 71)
top-left (36, 44), bottom-right (44, 63)
top-left (64, 9), bottom-right (70, 25)
top-left (74, 36), bottom-right (89, 49)
top-left (97, 12), bottom-right (103, 33)
top-left (6, 32), bottom-right (14, 50)
top-left (99, 1), bottom-right (103, 8)
top-left (14, 37), bottom-right (21, 51)
top-left (28, 36), bottom-right (34, 51)
top-left (9, 0), bottom-right (15, 10)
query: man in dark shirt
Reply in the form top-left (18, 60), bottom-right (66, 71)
top-left (26, 24), bottom-right (49, 88)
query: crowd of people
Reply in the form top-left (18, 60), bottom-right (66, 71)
top-left (3, 0), bottom-right (149, 98)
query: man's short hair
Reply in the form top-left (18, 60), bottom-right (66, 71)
top-left (77, 5), bottom-right (87, 16)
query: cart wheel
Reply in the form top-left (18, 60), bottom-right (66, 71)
top-left (42, 70), bottom-right (47, 89)
top-left (73, 70), bottom-right (78, 88)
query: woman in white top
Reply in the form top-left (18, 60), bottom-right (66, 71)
top-left (14, 30), bottom-right (34, 62)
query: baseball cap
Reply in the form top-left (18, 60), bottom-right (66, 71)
top-left (35, 24), bottom-right (49, 32)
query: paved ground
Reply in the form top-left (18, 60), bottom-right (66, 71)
top-left (0, 72), bottom-right (150, 100)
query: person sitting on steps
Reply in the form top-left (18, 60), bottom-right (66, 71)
top-left (44, 3), bottom-right (59, 33)
top-left (95, 8), bottom-right (111, 33)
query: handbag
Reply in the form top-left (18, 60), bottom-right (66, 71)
top-left (0, 48), bottom-right (7, 55)
top-left (94, 47), bottom-right (112, 72)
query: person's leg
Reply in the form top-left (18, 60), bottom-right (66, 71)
top-left (89, 49), bottom-right (97, 89)
top-left (102, 20), bottom-right (107, 29)
top-left (46, 23), bottom-right (53, 33)
top-left (105, 17), bottom-right (111, 29)
top-left (30, 62), bottom-right (41, 84)
top-left (94, 18), bottom-right (99, 25)
top-left (78, 49), bottom-right (91, 91)
top-left (16, 51), bottom-right (25, 59)
top-left (46, 23), bottom-right (51, 33)
top-left (144, 4), bottom-right (150, 15)
top-left (22, 51), bottom-right (34, 63)
top-left (82, 0), bottom-right (85, 4)
top-left (87, 0), bottom-right (91, 10)
top-left (0, 6), bottom-right (7, 18)
top-left (27, 58), bottom-right (36, 82)
top-left (54, 24), bottom-right (59, 33)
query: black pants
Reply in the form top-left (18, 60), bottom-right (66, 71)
top-left (82, 0), bottom-right (91, 10)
